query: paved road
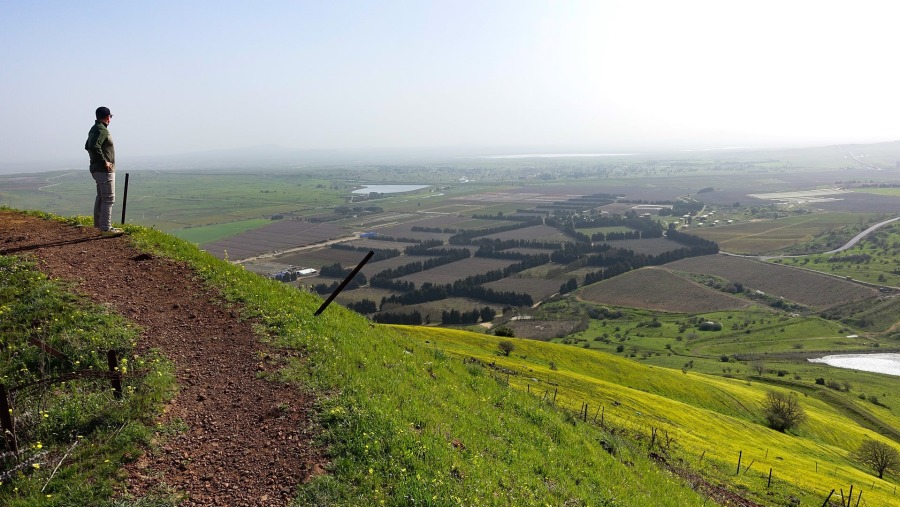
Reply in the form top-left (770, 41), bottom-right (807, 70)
top-left (722, 215), bottom-right (900, 260)
top-left (821, 215), bottom-right (900, 255)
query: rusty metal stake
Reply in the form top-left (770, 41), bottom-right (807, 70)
top-left (314, 250), bottom-right (374, 316)
top-left (0, 384), bottom-right (17, 453)
top-left (107, 350), bottom-right (123, 399)
top-left (120, 173), bottom-right (130, 225)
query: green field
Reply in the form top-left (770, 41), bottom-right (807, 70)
top-left (691, 213), bottom-right (876, 255)
top-left (6, 206), bottom-right (900, 505)
top-left (171, 217), bottom-right (272, 244)
top-left (138, 227), bottom-right (900, 506)
top-left (776, 221), bottom-right (900, 287)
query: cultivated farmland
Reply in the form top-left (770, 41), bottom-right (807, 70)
top-left (397, 257), bottom-right (518, 286)
top-left (690, 213), bottom-right (873, 255)
top-left (665, 254), bottom-right (877, 309)
top-left (204, 219), bottom-right (347, 260)
top-left (577, 267), bottom-right (752, 312)
top-left (483, 277), bottom-right (559, 302)
top-left (598, 237), bottom-right (687, 256)
top-left (482, 224), bottom-right (571, 242)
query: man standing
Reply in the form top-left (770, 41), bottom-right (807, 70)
top-left (85, 106), bottom-right (123, 235)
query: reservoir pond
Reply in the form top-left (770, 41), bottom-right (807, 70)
top-left (352, 184), bottom-right (430, 194)
top-left (808, 353), bottom-right (900, 377)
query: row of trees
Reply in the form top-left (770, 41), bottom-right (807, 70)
top-left (382, 279), bottom-right (533, 308)
top-left (330, 243), bottom-right (401, 261)
top-left (371, 311), bottom-right (423, 325)
top-left (441, 307), bottom-right (496, 324)
top-left (448, 219), bottom-right (542, 244)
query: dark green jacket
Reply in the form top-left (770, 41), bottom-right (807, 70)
top-left (85, 120), bottom-right (115, 172)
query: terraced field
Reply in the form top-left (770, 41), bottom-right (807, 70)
top-left (665, 255), bottom-right (877, 309)
top-left (577, 266), bottom-right (752, 312)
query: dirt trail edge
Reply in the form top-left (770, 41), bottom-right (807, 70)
top-left (1, 211), bottom-right (324, 506)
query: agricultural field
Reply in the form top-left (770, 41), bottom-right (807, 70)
top-left (271, 245), bottom-right (370, 270)
top-left (482, 277), bottom-right (559, 302)
top-left (776, 221), bottom-right (900, 287)
top-left (599, 237), bottom-right (687, 255)
top-left (397, 257), bottom-right (517, 286)
top-left (503, 318), bottom-right (583, 340)
top-left (172, 218), bottom-right (271, 245)
top-left (359, 254), bottom-right (439, 279)
top-left (378, 297), bottom-right (502, 325)
top-left (577, 266), bottom-right (752, 312)
top-left (204, 219), bottom-right (349, 260)
top-left (689, 212), bottom-right (876, 255)
top-left (481, 224), bottom-right (572, 242)
top-left (665, 255), bottom-right (877, 309)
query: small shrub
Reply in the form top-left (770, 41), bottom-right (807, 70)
top-left (498, 340), bottom-right (515, 356)
top-left (815, 377), bottom-right (826, 385)
top-left (494, 326), bottom-right (515, 338)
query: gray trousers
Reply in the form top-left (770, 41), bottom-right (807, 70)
top-left (91, 170), bottom-right (116, 230)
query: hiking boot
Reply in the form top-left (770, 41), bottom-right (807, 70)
top-left (100, 227), bottom-right (124, 237)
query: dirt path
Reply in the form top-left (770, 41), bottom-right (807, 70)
top-left (0, 211), bottom-right (323, 506)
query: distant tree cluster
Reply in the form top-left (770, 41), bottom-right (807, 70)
top-left (664, 228), bottom-right (720, 253)
top-left (372, 311), bottom-right (423, 325)
top-left (559, 277), bottom-right (578, 294)
top-left (471, 212), bottom-right (543, 222)
top-left (448, 219), bottom-right (542, 244)
top-left (382, 280), bottom-right (532, 308)
top-left (368, 248), bottom-right (470, 288)
top-left (593, 230), bottom-right (643, 241)
top-left (312, 264), bottom-right (367, 294)
top-left (330, 243), bottom-right (401, 261)
top-left (346, 299), bottom-right (378, 314)
top-left (411, 226), bottom-right (458, 233)
top-left (441, 307), bottom-right (495, 325)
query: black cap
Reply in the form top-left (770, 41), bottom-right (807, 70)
top-left (95, 106), bottom-right (112, 119)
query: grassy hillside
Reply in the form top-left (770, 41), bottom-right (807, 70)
top-left (130, 224), bottom-right (900, 505)
top-left (4, 212), bottom-right (900, 506)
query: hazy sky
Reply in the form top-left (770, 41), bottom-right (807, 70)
top-left (2, 0), bottom-right (899, 165)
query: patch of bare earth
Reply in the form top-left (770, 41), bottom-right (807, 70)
top-left (0, 211), bottom-right (325, 506)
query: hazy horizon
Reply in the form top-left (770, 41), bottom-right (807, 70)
top-left (3, 1), bottom-right (900, 170)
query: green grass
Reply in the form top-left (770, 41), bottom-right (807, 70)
top-left (692, 212), bottom-right (877, 255)
top-left (125, 223), bottom-right (900, 506)
top-left (170, 217), bottom-right (271, 245)
top-left (0, 247), bottom-right (176, 506)
top-left (776, 221), bottom-right (900, 287)
top-left (7, 210), bottom-right (900, 506)
top-left (124, 224), bottom-right (709, 506)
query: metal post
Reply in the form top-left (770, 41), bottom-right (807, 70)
top-left (107, 350), bottom-right (122, 399)
top-left (120, 172), bottom-right (129, 225)
top-left (0, 384), bottom-right (16, 453)
top-left (314, 251), bottom-right (374, 316)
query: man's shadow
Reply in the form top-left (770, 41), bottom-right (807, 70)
top-left (0, 235), bottom-right (117, 255)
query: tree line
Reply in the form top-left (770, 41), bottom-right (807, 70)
top-left (330, 243), bottom-right (401, 261)
top-left (441, 307), bottom-right (496, 324)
